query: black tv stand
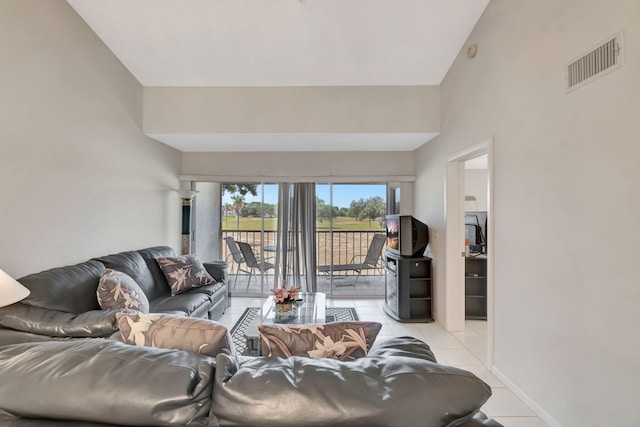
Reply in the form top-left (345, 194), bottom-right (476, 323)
top-left (465, 254), bottom-right (487, 320)
top-left (383, 252), bottom-right (433, 322)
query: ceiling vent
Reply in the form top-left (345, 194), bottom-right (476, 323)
top-left (566, 31), bottom-right (623, 93)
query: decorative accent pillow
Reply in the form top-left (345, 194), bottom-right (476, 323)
top-left (156, 255), bottom-right (215, 295)
top-left (97, 269), bottom-right (149, 313)
top-left (258, 321), bottom-right (382, 360)
top-left (116, 312), bottom-right (234, 357)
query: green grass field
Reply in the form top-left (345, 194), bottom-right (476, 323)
top-left (222, 216), bottom-right (383, 231)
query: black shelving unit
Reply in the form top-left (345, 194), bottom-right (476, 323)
top-left (383, 252), bottom-right (433, 322)
top-left (465, 255), bottom-right (487, 320)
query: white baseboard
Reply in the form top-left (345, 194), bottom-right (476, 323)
top-left (491, 366), bottom-right (563, 427)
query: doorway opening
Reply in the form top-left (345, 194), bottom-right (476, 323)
top-left (445, 138), bottom-right (494, 368)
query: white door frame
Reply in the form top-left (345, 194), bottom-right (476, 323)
top-left (444, 137), bottom-right (494, 367)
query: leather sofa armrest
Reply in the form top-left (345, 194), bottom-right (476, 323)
top-left (0, 410), bottom-right (115, 427)
top-left (368, 335), bottom-right (438, 363)
top-left (0, 340), bottom-right (215, 426)
top-left (0, 303), bottom-right (137, 338)
top-left (203, 261), bottom-right (227, 283)
top-left (203, 261), bottom-right (231, 309)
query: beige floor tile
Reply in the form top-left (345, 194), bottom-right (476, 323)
top-left (326, 299), bottom-right (356, 307)
top-left (355, 306), bottom-right (384, 315)
top-left (492, 417), bottom-right (549, 426)
top-left (421, 334), bottom-right (466, 349)
top-left (452, 329), bottom-right (487, 348)
top-left (429, 348), bottom-right (450, 365)
top-left (436, 348), bottom-right (485, 366)
top-left (384, 322), bottom-right (425, 339)
top-left (358, 313), bottom-right (391, 324)
top-left (377, 324), bottom-right (396, 336)
top-left (352, 299), bottom-right (384, 307)
top-left (468, 345), bottom-right (488, 366)
top-left (465, 320), bottom-right (488, 336)
top-left (483, 389), bottom-right (537, 417)
top-left (456, 365), bottom-right (505, 388)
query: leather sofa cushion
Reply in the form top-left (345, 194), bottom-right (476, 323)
top-left (0, 303), bottom-right (131, 338)
top-left (149, 291), bottom-right (212, 316)
top-left (185, 281), bottom-right (225, 297)
top-left (0, 340), bottom-right (214, 426)
top-left (0, 329), bottom-right (67, 347)
top-left (19, 261), bottom-right (104, 313)
top-left (211, 353), bottom-right (492, 427)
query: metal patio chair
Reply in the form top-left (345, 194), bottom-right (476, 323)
top-left (224, 236), bottom-right (248, 288)
top-left (317, 234), bottom-right (386, 286)
top-left (236, 241), bottom-right (276, 290)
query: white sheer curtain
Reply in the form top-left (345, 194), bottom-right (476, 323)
top-left (274, 183), bottom-right (317, 292)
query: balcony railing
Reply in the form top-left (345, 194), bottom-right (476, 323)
top-left (221, 230), bottom-right (385, 276)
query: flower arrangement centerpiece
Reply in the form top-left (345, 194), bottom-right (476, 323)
top-left (272, 280), bottom-right (301, 312)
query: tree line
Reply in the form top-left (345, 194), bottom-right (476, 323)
top-left (223, 184), bottom-right (386, 228)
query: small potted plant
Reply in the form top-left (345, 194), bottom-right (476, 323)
top-left (272, 280), bottom-right (301, 312)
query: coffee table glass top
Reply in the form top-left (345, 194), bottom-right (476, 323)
top-left (244, 292), bottom-right (326, 339)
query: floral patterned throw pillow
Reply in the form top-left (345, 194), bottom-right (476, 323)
top-left (116, 312), bottom-right (234, 357)
top-left (258, 321), bottom-right (382, 360)
top-left (97, 269), bottom-right (149, 313)
top-left (155, 254), bottom-right (215, 295)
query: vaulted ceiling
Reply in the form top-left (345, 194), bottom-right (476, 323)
top-left (67, 0), bottom-right (489, 151)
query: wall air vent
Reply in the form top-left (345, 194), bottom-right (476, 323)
top-left (566, 31), bottom-right (623, 93)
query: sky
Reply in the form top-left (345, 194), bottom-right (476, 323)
top-left (222, 184), bottom-right (386, 209)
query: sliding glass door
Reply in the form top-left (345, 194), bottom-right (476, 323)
top-left (316, 184), bottom-right (387, 298)
top-left (195, 181), bottom-right (392, 298)
top-left (220, 183), bottom-right (278, 296)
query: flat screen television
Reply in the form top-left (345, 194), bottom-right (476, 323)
top-left (385, 214), bottom-right (429, 257)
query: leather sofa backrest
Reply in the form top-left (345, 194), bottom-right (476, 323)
top-left (211, 352), bottom-right (493, 427)
top-left (92, 249), bottom-right (171, 301)
top-left (136, 246), bottom-right (176, 300)
top-left (19, 261), bottom-right (104, 313)
top-left (0, 340), bottom-right (215, 426)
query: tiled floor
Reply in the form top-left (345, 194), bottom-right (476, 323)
top-left (218, 296), bottom-right (548, 427)
top-left (227, 274), bottom-right (386, 297)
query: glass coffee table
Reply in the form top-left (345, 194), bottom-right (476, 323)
top-left (244, 292), bottom-right (326, 356)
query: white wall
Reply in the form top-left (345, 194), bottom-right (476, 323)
top-left (144, 86), bottom-right (440, 134)
top-left (193, 182), bottom-right (222, 262)
top-left (182, 151), bottom-right (415, 179)
top-left (415, 1), bottom-right (640, 425)
top-left (0, 0), bottom-right (182, 278)
top-left (464, 169), bottom-right (488, 211)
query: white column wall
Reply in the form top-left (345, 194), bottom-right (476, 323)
top-left (182, 151), bottom-right (415, 179)
top-left (0, 1), bottom-right (182, 277)
top-left (415, 1), bottom-right (640, 425)
top-left (144, 86), bottom-right (439, 134)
